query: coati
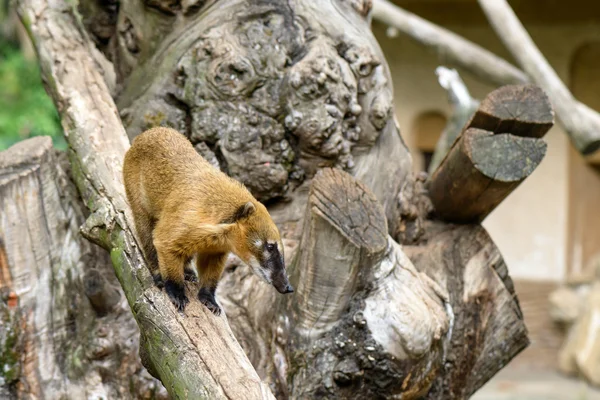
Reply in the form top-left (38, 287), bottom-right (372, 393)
top-left (122, 127), bottom-right (294, 314)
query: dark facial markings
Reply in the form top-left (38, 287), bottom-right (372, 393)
top-left (261, 241), bottom-right (283, 273)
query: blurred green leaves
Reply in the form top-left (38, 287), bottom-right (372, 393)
top-left (0, 39), bottom-right (65, 151)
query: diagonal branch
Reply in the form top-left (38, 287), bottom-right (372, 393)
top-left (371, 0), bottom-right (600, 160)
top-left (478, 0), bottom-right (600, 156)
top-left (370, 0), bottom-right (529, 87)
top-left (15, 0), bottom-right (274, 398)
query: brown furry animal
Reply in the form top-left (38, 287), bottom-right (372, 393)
top-left (123, 127), bottom-right (293, 314)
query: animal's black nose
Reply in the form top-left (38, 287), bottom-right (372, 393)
top-left (284, 284), bottom-right (294, 294)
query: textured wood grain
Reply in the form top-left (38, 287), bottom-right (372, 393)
top-left (405, 223), bottom-right (529, 399)
top-left (0, 138), bottom-right (164, 398)
top-left (468, 84), bottom-right (554, 139)
top-left (428, 84), bottom-right (553, 223)
top-left (278, 168), bottom-right (450, 399)
top-left (15, 0), bottom-right (274, 397)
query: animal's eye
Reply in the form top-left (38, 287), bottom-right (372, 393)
top-left (266, 243), bottom-right (276, 251)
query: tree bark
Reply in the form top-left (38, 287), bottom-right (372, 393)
top-left (0, 138), bottom-right (165, 398)
top-left (428, 84), bottom-right (554, 223)
top-left (15, 0), bottom-right (274, 398)
top-left (10, 0), bottom-right (534, 398)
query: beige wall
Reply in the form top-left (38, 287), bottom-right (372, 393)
top-left (373, 20), bottom-right (600, 281)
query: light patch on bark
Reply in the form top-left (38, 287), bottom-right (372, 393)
top-left (364, 239), bottom-right (449, 360)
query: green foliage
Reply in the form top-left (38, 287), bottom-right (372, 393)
top-left (0, 39), bottom-right (65, 151)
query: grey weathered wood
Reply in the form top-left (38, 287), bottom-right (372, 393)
top-left (429, 127), bottom-right (546, 223)
top-left (278, 168), bottom-right (451, 399)
top-left (478, 0), bottom-right (600, 156)
top-left (427, 84), bottom-right (554, 223)
top-left (405, 222), bottom-right (529, 399)
top-left (288, 168), bottom-right (389, 339)
top-left (0, 137), bottom-right (164, 398)
top-left (15, 0), bottom-right (275, 398)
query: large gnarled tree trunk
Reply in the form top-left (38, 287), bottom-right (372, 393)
top-left (1, 0), bottom-right (555, 398)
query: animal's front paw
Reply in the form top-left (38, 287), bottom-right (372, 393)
top-left (153, 273), bottom-right (165, 288)
top-left (164, 280), bottom-right (189, 312)
top-left (198, 287), bottom-right (221, 316)
top-left (184, 267), bottom-right (198, 283)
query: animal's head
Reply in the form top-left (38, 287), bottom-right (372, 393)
top-left (230, 201), bottom-right (294, 295)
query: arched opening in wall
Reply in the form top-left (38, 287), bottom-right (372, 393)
top-left (411, 110), bottom-right (447, 172)
top-left (567, 41), bottom-right (600, 278)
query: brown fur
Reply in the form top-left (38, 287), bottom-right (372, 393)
top-left (123, 127), bottom-right (287, 312)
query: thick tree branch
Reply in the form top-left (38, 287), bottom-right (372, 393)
top-left (0, 138), bottom-right (164, 398)
top-left (428, 84), bottom-right (554, 223)
top-left (478, 0), bottom-right (600, 156)
top-left (405, 221), bottom-right (529, 398)
top-left (16, 0), bottom-right (273, 398)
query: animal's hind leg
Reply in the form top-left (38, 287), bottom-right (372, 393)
top-left (184, 259), bottom-right (198, 283)
top-left (195, 253), bottom-right (227, 315)
top-left (131, 209), bottom-right (162, 287)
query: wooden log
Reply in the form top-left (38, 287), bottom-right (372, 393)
top-left (278, 168), bottom-right (452, 399)
top-left (428, 84), bottom-right (554, 223)
top-left (404, 222), bottom-right (529, 398)
top-left (286, 168), bottom-right (390, 339)
top-left (428, 128), bottom-right (546, 223)
top-left (15, 0), bottom-right (274, 397)
top-left (478, 0), bottom-right (600, 156)
top-left (0, 137), bottom-right (164, 398)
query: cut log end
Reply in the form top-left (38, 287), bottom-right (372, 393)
top-left (310, 168), bottom-right (388, 254)
top-left (428, 84), bottom-right (554, 223)
top-left (468, 84), bottom-right (554, 138)
top-left (467, 129), bottom-right (547, 181)
top-left (428, 127), bottom-right (547, 223)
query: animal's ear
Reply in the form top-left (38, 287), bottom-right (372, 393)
top-left (231, 201), bottom-right (256, 222)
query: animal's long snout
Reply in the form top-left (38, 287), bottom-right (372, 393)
top-left (273, 272), bottom-right (294, 294)
top-left (283, 284), bottom-right (294, 294)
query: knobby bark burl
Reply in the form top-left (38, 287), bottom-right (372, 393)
top-left (2, 0), bottom-right (543, 398)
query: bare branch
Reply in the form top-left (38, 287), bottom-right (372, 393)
top-left (371, 0), bottom-right (600, 160)
top-left (478, 0), bottom-right (600, 156)
top-left (370, 0), bottom-right (529, 86)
